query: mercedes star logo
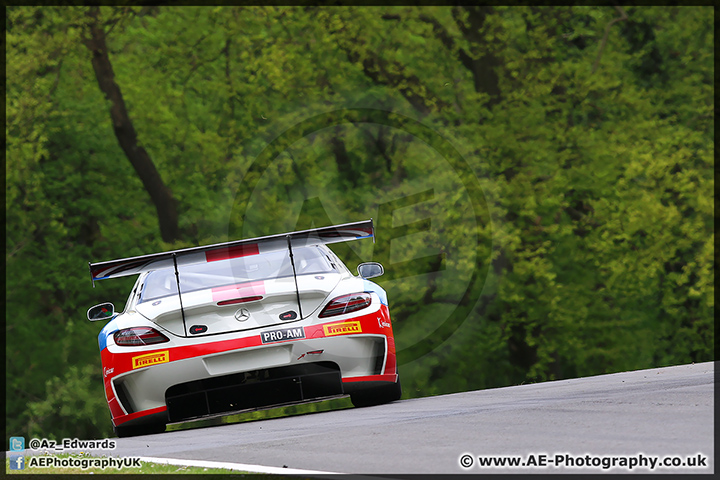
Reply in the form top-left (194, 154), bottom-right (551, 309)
top-left (235, 308), bottom-right (250, 322)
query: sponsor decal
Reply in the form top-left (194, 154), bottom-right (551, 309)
top-left (279, 310), bottom-right (297, 321)
top-left (323, 321), bottom-right (362, 336)
top-left (131, 351), bottom-right (169, 369)
top-left (297, 349), bottom-right (324, 360)
top-left (103, 367), bottom-right (115, 378)
top-left (377, 317), bottom-right (391, 329)
top-left (261, 327), bottom-right (306, 344)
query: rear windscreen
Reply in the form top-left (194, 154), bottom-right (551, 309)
top-left (138, 246), bottom-right (336, 303)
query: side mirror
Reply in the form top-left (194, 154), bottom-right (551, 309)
top-left (87, 303), bottom-right (115, 322)
top-left (357, 262), bottom-right (384, 279)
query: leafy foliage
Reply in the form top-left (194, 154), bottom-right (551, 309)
top-left (6, 6), bottom-right (713, 439)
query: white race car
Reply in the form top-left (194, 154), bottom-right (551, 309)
top-left (87, 220), bottom-right (400, 437)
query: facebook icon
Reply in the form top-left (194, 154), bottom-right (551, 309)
top-left (9, 455), bottom-right (25, 470)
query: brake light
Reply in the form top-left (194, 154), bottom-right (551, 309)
top-left (217, 295), bottom-right (263, 306)
top-left (114, 327), bottom-right (169, 346)
top-left (319, 292), bottom-right (372, 318)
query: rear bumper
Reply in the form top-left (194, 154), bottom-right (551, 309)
top-left (104, 309), bottom-right (397, 427)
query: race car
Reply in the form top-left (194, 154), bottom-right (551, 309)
top-left (87, 220), bottom-right (400, 437)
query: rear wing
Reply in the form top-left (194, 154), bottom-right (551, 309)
top-left (88, 219), bottom-right (374, 283)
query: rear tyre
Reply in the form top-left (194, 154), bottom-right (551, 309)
top-left (113, 422), bottom-right (166, 438)
top-left (350, 377), bottom-right (402, 408)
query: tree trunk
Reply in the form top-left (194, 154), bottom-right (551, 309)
top-left (452, 6), bottom-right (502, 106)
top-left (83, 7), bottom-right (180, 243)
top-left (420, 8), bottom-right (501, 106)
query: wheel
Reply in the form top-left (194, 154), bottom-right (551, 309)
top-left (114, 421), bottom-right (166, 438)
top-left (350, 377), bottom-right (402, 408)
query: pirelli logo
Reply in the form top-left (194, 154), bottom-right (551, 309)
top-left (323, 321), bottom-right (362, 337)
top-left (132, 351), bottom-right (169, 369)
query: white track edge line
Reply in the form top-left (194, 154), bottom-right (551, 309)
top-left (137, 455), bottom-right (346, 475)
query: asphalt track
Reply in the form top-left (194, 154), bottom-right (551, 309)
top-left (84, 362), bottom-right (715, 474)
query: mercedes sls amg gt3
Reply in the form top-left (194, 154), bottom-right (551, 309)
top-left (87, 220), bottom-right (400, 437)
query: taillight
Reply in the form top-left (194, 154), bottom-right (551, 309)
top-left (114, 327), bottom-right (169, 346)
top-left (319, 292), bottom-right (372, 318)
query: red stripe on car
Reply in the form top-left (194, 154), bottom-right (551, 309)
top-left (342, 373), bottom-right (398, 383)
top-left (205, 243), bottom-right (259, 262)
top-left (113, 406), bottom-right (168, 427)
